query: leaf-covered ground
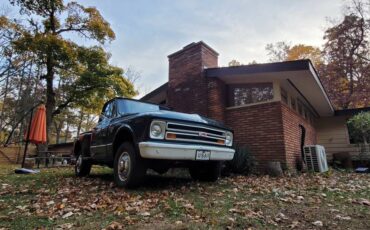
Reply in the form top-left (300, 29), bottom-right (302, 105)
top-left (0, 165), bottom-right (369, 230)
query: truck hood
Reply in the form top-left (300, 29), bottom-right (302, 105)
top-left (139, 110), bottom-right (231, 131)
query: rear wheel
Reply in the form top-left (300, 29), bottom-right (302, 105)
top-left (114, 142), bottom-right (146, 188)
top-left (189, 161), bottom-right (222, 182)
top-left (75, 151), bottom-right (92, 177)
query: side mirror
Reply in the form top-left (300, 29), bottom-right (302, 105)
top-left (98, 114), bottom-right (106, 122)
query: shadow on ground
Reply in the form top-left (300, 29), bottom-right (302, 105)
top-left (86, 167), bottom-right (194, 190)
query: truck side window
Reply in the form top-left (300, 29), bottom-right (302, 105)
top-left (104, 102), bottom-right (113, 118)
top-left (111, 101), bottom-right (117, 118)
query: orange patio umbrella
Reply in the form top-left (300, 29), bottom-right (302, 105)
top-left (25, 104), bottom-right (47, 144)
top-left (21, 104), bottom-right (47, 169)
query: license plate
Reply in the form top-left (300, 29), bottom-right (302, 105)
top-left (195, 150), bottom-right (211, 160)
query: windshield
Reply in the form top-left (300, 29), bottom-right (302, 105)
top-left (117, 99), bottom-right (160, 115)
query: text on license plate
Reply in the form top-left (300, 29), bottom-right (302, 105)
top-left (195, 150), bottom-right (211, 160)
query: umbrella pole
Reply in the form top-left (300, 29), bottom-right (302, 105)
top-left (21, 107), bottom-right (34, 168)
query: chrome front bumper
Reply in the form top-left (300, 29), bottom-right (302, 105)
top-left (138, 141), bottom-right (235, 161)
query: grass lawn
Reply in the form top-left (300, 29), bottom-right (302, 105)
top-left (0, 164), bottom-right (369, 229)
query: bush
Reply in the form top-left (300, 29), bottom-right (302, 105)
top-left (223, 145), bottom-right (256, 175)
top-left (347, 112), bottom-right (370, 163)
top-left (347, 112), bottom-right (370, 144)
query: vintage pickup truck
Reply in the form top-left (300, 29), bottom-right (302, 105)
top-left (74, 98), bottom-right (235, 188)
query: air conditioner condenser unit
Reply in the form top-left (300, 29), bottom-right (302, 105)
top-left (303, 145), bottom-right (328, 172)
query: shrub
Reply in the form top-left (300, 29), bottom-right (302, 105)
top-left (223, 145), bottom-right (256, 175)
top-left (347, 112), bottom-right (370, 162)
top-left (347, 112), bottom-right (370, 144)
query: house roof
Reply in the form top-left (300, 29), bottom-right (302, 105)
top-left (206, 60), bottom-right (312, 76)
top-left (335, 107), bottom-right (370, 116)
top-left (140, 82), bottom-right (168, 102)
top-left (141, 59), bottom-right (335, 117)
top-left (205, 60), bottom-right (334, 117)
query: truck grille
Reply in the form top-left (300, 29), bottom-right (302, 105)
top-left (165, 122), bottom-right (227, 146)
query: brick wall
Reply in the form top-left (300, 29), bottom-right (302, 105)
top-left (164, 41), bottom-right (319, 172)
top-left (167, 42), bottom-right (218, 116)
top-left (281, 103), bottom-right (317, 170)
top-left (207, 78), bottom-right (227, 123)
top-left (225, 101), bottom-right (287, 171)
top-left (225, 101), bottom-right (317, 171)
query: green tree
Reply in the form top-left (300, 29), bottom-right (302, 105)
top-left (347, 111), bottom-right (370, 160)
top-left (2, 0), bottom-right (136, 140)
top-left (228, 59), bottom-right (242, 67)
top-left (348, 112), bottom-right (370, 145)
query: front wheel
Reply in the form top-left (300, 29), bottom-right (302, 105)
top-left (189, 161), bottom-right (222, 182)
top-left (75, 152), bottom-right (92, 177)
top-left (114, 142), bottom-right (146, 188)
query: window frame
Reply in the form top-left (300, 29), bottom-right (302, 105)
top-left (281, 88), bottom-right (288, 105)
top-left (290, 96), bottom-right (297, 111)
top-left (227, 82), bottom-right (274, 107)
top-left (103, 101), bottom-right (115, 118)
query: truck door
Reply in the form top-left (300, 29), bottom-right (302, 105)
top-left (90, 101), bottom-right (114, 160)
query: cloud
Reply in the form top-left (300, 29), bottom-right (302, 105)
top-left (77, 0), bottom-right (345, 97)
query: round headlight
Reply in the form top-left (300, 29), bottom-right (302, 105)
top-left (225, 132), bottom-right (233, 146)
top-left (149, 120), bottom-right (166, 139)
top-left (151, 124), bottom-right (162, 137)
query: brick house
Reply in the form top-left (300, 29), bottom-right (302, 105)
top-left (141, 41), bottom-right (369, 171)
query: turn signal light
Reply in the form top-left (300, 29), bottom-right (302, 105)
top-left (167, 133), bottom-right (177, 139)
top-left (217, 140), bottom-right (225, 145)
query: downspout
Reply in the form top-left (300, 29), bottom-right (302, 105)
top-left (299, 124), bottom-right (306, 164)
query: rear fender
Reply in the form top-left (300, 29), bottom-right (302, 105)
top-left (74, 134), bottom-right (92, 157)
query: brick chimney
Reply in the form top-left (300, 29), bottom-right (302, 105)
top-left (167, 41), bottom-right (219, 116)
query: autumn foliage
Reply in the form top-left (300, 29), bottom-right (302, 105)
top-left (321, 13), bottom-right (370, 109)
top-left (265, 1), bottom-right (370, 110)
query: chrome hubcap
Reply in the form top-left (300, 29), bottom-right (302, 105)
top-left (76, 155), bottom-right (82, 173)
top-left (118, 152), bottom-right (130, 181)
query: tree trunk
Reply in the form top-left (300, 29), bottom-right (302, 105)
top-left (55, 131), bottom-right (60, 144)
top-left (45, 6), bottom-right (57, 144)
top-left (0, 69), bottom-right (10, 131)
top-left (65, 122), bottom-right (69, 143)
top-left (76, 110), bottom-right (84, 137)
top-left (45, 56), bottom-right (56, 143)
top-left (363, 134), bottom-right (369, 158)
top-left (54, 121), bottom-right (61, 144)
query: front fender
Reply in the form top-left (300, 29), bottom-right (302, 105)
top-left (111, 124), bottom-right (138, 159)
top-left (114, 124), bottom-right (136, 143)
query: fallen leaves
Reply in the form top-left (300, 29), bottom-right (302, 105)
top-left (61, 211), bottom-right (73, 219)
top-left (352, 198), bottom-right (370, 206)
top-left (104, 221), bottom-right (124, 230)
top-left (46, 200), bottom-right (55, 206)
top-left (0, 166), bottom-right (369, 229)
top-left (335, 215), bottom-right (351, 221)
top-left (312, 220), bottom-right (323, 227)
top-left (139, 211), bottom-right (150, 217)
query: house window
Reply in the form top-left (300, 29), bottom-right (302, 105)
top-left (228, 83), bottom-right (273, 106)
top-left (281, 88), bottom-right (288, 104)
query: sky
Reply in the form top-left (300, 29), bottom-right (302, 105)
top-left (2, 0), bottom-right (347, 97)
